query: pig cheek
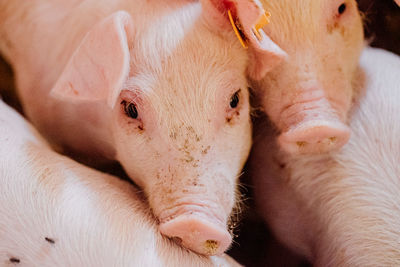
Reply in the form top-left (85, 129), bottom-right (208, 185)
top-left (326, 88), bottom-right (352, 123)
top-left (323, 68), bottom-right (353, 122)
top-left (236, 117), bottom-right (252, 168)
top-left (113, 138), bottom-right (147, 189)
top-left (328, 6), bottom-right (364, 71)
top-left (324, 49), bottom-right (361, 120)
top-left (259, 70), bottom-right (289, 123)
top-left (223, 103), bottom-right (252, 169)
top-left (111, 112), bottom-right (152, 188)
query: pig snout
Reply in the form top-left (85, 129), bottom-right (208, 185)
top-left (158, 204), bottom-right (231, 256)
top-left (276, 87), bottom-right (350, 154)
top-left (146, 158), bottom-right (238, 256)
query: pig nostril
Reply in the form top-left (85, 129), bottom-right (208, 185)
top-left (171, 236), bottom-right (183, 245)
top-left (296, 141), bottom-right (307, 147)
top-left (279, 121), bottom-right (351, 154)
top-left (329, 136), bottom-right (337, 143)
top-left (204, 240), bottom-right (219, 255)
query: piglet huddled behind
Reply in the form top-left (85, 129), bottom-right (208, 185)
top-left (252, 0), bottom-right (364, 154)
top-left (251, 47), bottom-right (400, 266)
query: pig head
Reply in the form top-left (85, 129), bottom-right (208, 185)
top-left (252, 0), bottom-right (364, 154)
top-left (250, 47), bottom-right (400, 266)
top-left (49, 0), bottom-right (280, 255)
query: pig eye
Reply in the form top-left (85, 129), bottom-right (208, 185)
top-left (230, 90), bottom-right (240, 109)
top-left (122, 100), bottom-right (138, 119)
top-left (338, 3), bottom-right (346, 15)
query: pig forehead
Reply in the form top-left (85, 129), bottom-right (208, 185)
top-left (263, 0), bottom-right (354, 44)
top-left (129, 11), bottom-right (248, 102)
top-left (131, 2), bottom-right (201, 67)
top-left (157, 30), bottom-right (248, 93)
top-left (264, 0), bottom-right (321, 29)
top-left (136, 30), bottom-right (248, 103)
top-left (130, 2), bottom-right (248, 76)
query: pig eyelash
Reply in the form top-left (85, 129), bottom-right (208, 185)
top-left (229, 89), bottom-right (241, 109)
top-left (121, 100), bottom-right (139, 120)
top-left (226, 89), bottom-right (242, 124)
top-left (337, 3), bottom-right (347, 16)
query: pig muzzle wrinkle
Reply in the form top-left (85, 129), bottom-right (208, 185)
top-left (277, 93), bottom-right (350, 154)
top-left (159, 203), bottom-right (226, 226)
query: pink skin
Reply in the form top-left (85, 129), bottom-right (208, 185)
top-left (253, 0), bottom-right (364, 154)
top-left (0, 99), bottom-right (240, 266)
top-left (250, 47), bottom-right (400, 266)
top-left (0, 0), bottom-right (281, 255)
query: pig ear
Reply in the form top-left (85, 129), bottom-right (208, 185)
top-left (201, 0), bottom-right (287, 80)
top-left (246, 31), bottom-right (288, 81)
top-left (234, 0), bottom-right (287, 80)
top-left (50, 11), bottom-right (133, 108)
top-left (200, 0), bottom-right (235, 29)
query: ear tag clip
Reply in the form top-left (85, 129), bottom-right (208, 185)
top-left (252, 11), bottom-right (271, 41)
top-left (228, 10), bottom-right (248, 49)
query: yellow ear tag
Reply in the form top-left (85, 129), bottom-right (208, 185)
top-left (228, 10), bottom-right (248, 49)
top-left (252, 11), bottom-right (271, 41)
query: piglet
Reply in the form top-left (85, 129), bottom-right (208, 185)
top-left (250, 47), bottom-right (400, 266)
top-left (0, 99), bottom-right (240, 267)
top-left (251, 0), bottom-right (365, 154)
top-left (0, 0), bottom-right (284, 255)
